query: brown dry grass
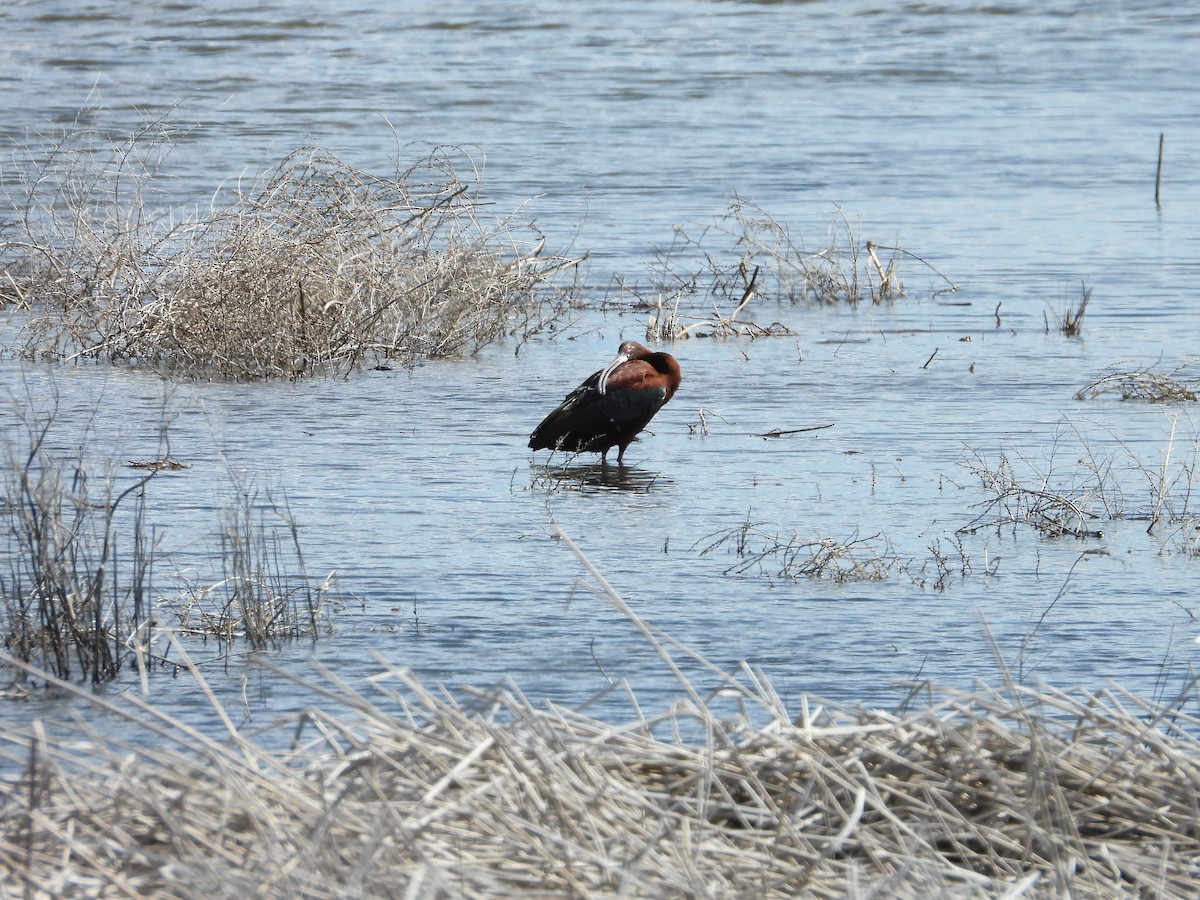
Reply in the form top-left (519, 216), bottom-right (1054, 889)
top-left (162, 472), bottom-right (348, 650)
top-left (2, 119), bottom-right (580, 379)
top-left (696, 518), bottom-right (901, 583)
top-left (2, 528), bottom-right (1199, 897)
top-left (959, 449), bottom-right (1106, 540)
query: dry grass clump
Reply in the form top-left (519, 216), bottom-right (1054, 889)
top-left (694, 523), bottom-right (977, 591)
top-left (1076, 361), bottom-right (1200, 403)
top-left (697, 518), bottom-right (900, 583)
top-left (693, 518), bottom-right (978, 590)
top-left (959, 420), bottom-right (1200, 541)
top-left (624, 199), bottom-right (955, 341)
top-left (959, 449), bottom-right (1106, 540)
top-left (1047, 282), bottom-right (1092, 338)
top-left (0, 395), bottom-right (344, 685)
top-left (2, 549), bottom-right (1200, 896)
top-left (3, 118), bottom-right (578, 378)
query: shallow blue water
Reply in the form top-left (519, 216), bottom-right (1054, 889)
top-left (2, 1), bottom-right (1200, 743)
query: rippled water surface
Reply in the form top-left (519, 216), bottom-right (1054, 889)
top-left (3, 1), bottom-right (1200, 738)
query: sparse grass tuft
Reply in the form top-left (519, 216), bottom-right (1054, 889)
top-left (624, 199), bottom-right (955, 341)
top-left (0, 391), bottom-right (348, 680)
top-left (1076, 360), bottom-right (1200, 403)
top-left (2, 116), bottom-right (580, 379)
top-left (696, 516), bottom-right (900, 583)
top-left (959, 419), bottom-right (1200, 542)
top-left (1047, 280), bottom-right (1092, 337)
top-left (0, 396), bottom-right (156, 686)
top-left (165, 473), bottom-right (348, 648)
top-left (959, 449), bottom-right (1105, 539)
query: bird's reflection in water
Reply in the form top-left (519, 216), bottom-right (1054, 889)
top-left (531, 461), bottom-right (671, 494)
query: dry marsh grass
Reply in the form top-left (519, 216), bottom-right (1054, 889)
top-left (1, 529), bottom-right (1199, 897)
top-left (959, 418), bottom-right (1200, 546)
top-left (164, 473), bottom-right (348, 649)
top-left (959, 449), bottom-right (1106, 540)
top-left (696, 522), bottom-right (975, 591)
top-left (1076, 360), bottom-right (1200, 403)
top-left (696, 518), bottom-right (901, 584)
top-left (1047, 282), bottom-right (1092, 338)
top-left (0, 398), bottom-right (344, 685)
top-left (0, 397), bottom-right (155, 686)
top-left (626, 199), bottom-right (957, 341)
top-left (2, 118), bottom-right (579, 379)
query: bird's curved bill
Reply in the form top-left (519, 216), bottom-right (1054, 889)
top-left (598, 349), bottom-right (631, 394)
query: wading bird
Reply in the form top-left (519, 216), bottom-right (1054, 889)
top-left (528, 341), bottom-right (682, 465)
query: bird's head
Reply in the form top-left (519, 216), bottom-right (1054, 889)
top-left (598, 341), bottom-right (648, 394)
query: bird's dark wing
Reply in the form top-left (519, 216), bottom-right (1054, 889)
top-left (527, 373), bottom-right (604, 452)
top-left (597, 382), bottom-right (668, 426)
top-left (528, 361), bottom-right (669, 454)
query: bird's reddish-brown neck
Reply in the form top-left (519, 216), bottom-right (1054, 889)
top-left (646, 351), bottom-right (682, 399)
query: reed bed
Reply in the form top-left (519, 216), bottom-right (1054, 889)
top-left (3, 631), bottom-right (1200, 896)
top-left (2, 119), bottom-right (578, 378)
top-left (4, 529), bottom-right (1198, 897)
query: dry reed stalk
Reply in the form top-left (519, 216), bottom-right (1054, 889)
top-left (3, 120), bottom-right (580, 379)
top-left (1156, 133), bottom-right (1165, 208)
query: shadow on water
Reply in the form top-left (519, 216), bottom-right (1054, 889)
top-left (530, 460), bottom-right (672, 494)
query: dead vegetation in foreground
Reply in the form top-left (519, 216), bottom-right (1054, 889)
top-left (1, 118), bottom-right (579, 379)
top-left (2, 530), bottom-right (1200, 898)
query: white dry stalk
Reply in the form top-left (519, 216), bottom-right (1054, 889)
top-left (1150, 412), bottom-right (1178, 533)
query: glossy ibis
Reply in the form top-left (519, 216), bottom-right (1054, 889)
top-left (528, 341), bottom-right (682, 465)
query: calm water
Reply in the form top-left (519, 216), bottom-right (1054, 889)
top-left (3, 1), bottom-right (1200, 739)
